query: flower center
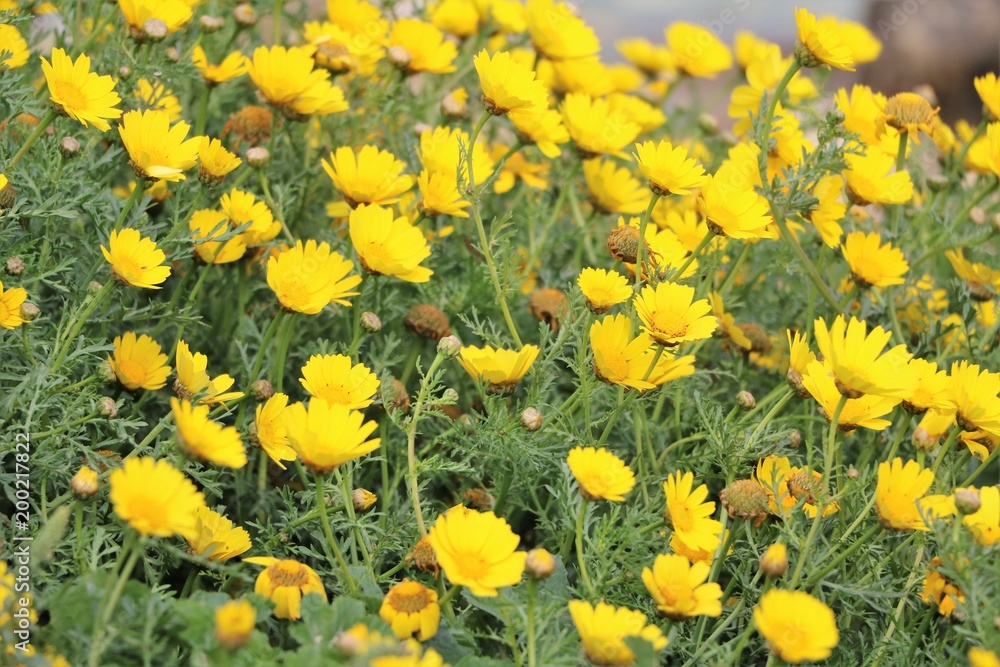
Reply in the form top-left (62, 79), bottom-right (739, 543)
top-left (668, 502), bottom-right (695, 532)
top-left (278, 278), bottom-right (308, 310)
top-left (387, 581), bottom-right (432, 614)
top-left (596, 350), bottom-right (630, 382)
top-left (129, 493), bottom-right (167, 530)
top-left (53, 80), bottom-right (88, 112)
top-left (113, 256), bottom-right (144, 285)
top-left (315, 384), bottom-right (352, 405)
top-left (269, 561), bottom-right (309, 587)
top-left (652, 310), bottom-right (688, 339)
top-left (116, 359), bottom-right (148, 387)
top-left (457, 553), bottom-right (490, 581)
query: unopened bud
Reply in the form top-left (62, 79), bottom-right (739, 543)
top-left (352, 488), bottom-right (377, 512)
top-left (441, 90), bottom-right (468, 119)
top-left (827, 109), bottom-right (846, 126)
top-left (360, 311), bottom-right (381, 333)
top-left (18, 302), bottom-right (38, 322)
top-left (954, 487), bottom-right (981, 515)
top-left (87, 280), bottom-right (103, 295)
top-left (233, 3), bottom-right (257, 27)
top-left (0, 180), bottom-right (15, 208)
top-left (788, 429), bottom-right (802, 448)
top-left (441, 388), bottom-right (459, 404)
top-left (142, 18), bottom-right (168, 42)
top-left (99, 396), bottom-right (118, 418)
top-left (926, 175), bottom-right (950, 193)
top-left (98, 359), bottom-right (117, 384)
top-left (846, 466), bottom-right (860, 479)
top-left (388, 45), bottom-right (411, 69)
top-left (759, 543), bottom-right (788, 578)
top-left (165, 46), bottom-right (180, 63)
top-left (520, 407), bottom-right (542, 431)
top-left (697, 112), bottom-right (719, 135)
top-left (912, 427), bottom-right (939, 452)
top-left (59, 136), bottom-right (81, 158)
top-left (5, 257), bottom-right (24, 275)
top-left (413, 122), bottom-right (433, 137)
top-left (736, 390), bottom-right (755, 411)
top-left (250, 379), bottom-right (274, 402)
top-left (437, 335), bottom-right (461, 358)
top-left (456, 413), bottom-right (474, 433)
top-left (333, 631), bottom-right (365, 655)
top-left (71, 466), bottom-right (100, 498)
top-left (199, 15), bottom-right (224, 33)
top-left (525, 548), bottom-right (556, 579)
top-left (118, 65), bottom-right (132, 80)
top-left (245, 146), bottom-right (270, 168)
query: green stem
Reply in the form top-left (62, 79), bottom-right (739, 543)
top-left (335, 467), bottom-right (373, 575)
top-left (272, 312), bottom-right (296, 393)
top-left (113, 182), bottom-right (147, 231)
top-left (747, 388), bottom-right (794, 444)
top-left (5, 109), bottom-right (57, 172)
top-left (574, 500), bottom-right (593, 595)
top-left (272, 0), bottom-right (283, 44)
top-left (668, 229), bottom-right (713, 283)
top-left (870, 536), bottom-right (925, 667)
top-left (526, 577), bottom-right (539, 667)
top-left (89, 536), bottom-right (144, 667)
top-left (888, 132), bottom-right (908, 235)
top-left (961, 444), bottom-right (999, 486)
top-left (634, 193), bottom-right (661, 289)
top-left (805, 522), bottom-right (881, 589)
top-left (883, 411), bottom-right (912, 463)
top-left (194, 86), bottom-right (211, 138)
top-left (406, 353), bottom-right (446, 536)
top-left (49, 281), bottom-right (115, 375)
top-left (314, 471), bottom-right (358, 596)
top-left (236, 309), bottom-right (286, 425)
top-left (930, 428), bottom-right (959, 476)
top-left (717, 242), bottom-right (751, 297)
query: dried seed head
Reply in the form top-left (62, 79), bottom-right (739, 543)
top-left (382, 378), bottom-right (410, 414)
top-left (528, 288), bottom-right (569, 332)
top-left (464, 487), bottom-right (494, 510)
top-left (607, 225), bottom-right (643, 264)
top-left (719, 479), bottom-right (771, 526)
top-left (404, 304), bottom-right (451, 340)
top-left (406, 536), bottom-right (439, 574)
top-left (225, 106), bottom-right (273, 148)
top-left (5, 257), bottom-right (24, 275)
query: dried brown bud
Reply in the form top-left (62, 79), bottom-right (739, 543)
top-left (5, 257), bottom-right (24, 275)
top-left (405, 304), bottom-right (451, 340)
top-left (520, 407), bottom-right (542, 431)
top-left (406, 536), bottom-right (438, 574)
top-left (382, 378), bottom-right (410, 413)
top-left (607, 225), bottom-right (643, 264)
top-left (59, 136), bottom-right (81, 158)
top-left (528, 288), bottom-right (569, 332)
top-left (719, 479), bottom-right (771, 526)
top-left (250, 379), bottom-right (274, 402)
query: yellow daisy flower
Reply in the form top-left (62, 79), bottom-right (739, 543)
top-left (192, 46), bottom-right (247, 86)
top-left (801, 360), bottom-right (901, 432)
top-left (819, 16), bottom-right (881, 65)
top-left (118, 109), bottom-right (200, 182)
top-left (841, 230), bottom-right (908, 289)
top-left (220, 189), bottom-right (279, 247)
top-left (844, 149), bottom-right (913, 206)
top-left (608, 93), bottom-right (666, 134)
top-left (284, 400), bottom-right (380, 472)
top-left (961, 485), bottom-right (999, 546)
top-left (882, 92), bottom-right (939, 145)
top-left (418, 125), bottom-right (494, 186)
top-left (174, 340), bottom-right (243, 405)
top-left (109, 332), bottom-right (172, 391)
top-left (709, 292), bottom-right (752, 351)
top-left (577, 267), bottom-right (632, 314)
top-left (969, 647), bottom-right (1000, 667)
top-left (491, 144), bottom-right (549, 194)
top-left (663, 470), bottom-right (723, 553)
top-left (457, 344), bottom-right (539, 394)
top-left (634, 282), bottom-right (717, 347)
top-left (617, 37), bottom-right (675, 76)
top-left (561, 93), bottom-right (641, 159)
top-left (946, 249), bottom-right (1000, 300)
top-left (948, 361), bottom-right (1000, 438)
top-left (349, 203), bottom-right (433, 283)
top-left (544, 56), bottom-right (615, 98)
top-left (902, 358), bottom-right (950, 415)
top-left (253, 393), bottom-right (297, 470)
top-left (426, 505), bottom-right (527, 597)
top-left (41, 48), bottom-right (122, 132)
top-left (118, 0), bottom-right (192, 37)
top-left (753, 589), bottom-right (839, 663)
top-left (876, 457), bottom-right (949, 531)
top-left (589, 313), bottom-right (690, 391)
top-left (813, 315), bottom-right (912, 399)
top-left (474, 49), bottom-right (548, 115)
top-left (109, 457), bottom-right (205, 540)
top-left (524, 0), bottom-right (599, 61)
top-left (197, 138), bottom-right (241, 187)
top-left (567, 446), bottom-right (636, 502)
top-left (101, 228), bottom-right (171, 289)
top-left (171, 398), bottom-right (247, 469)
top-left (303, 20), bottom-right (384, 75)
top-left (266, 239), bottom-right (361, 313)
top-left (0, 24), bottom-right (29, 69)
top-left (379, 580), bottom-right (440, 641)
top-left (243, 557), bottom-right (327, 621)
top-left (634, 140), bottom-right (709, 196)
top-left (417, 170), bottom-right (471, 219)
top-left (568, 600), bottom-right (667, 666)
top-left (805, 174), bottom-right (847, 247)
top-left (299, 353), bottom-right (379, 410)
top-left (698, 162), bottom-right (775, 240)
top-left (666, 22), bottom-right (733, 78)
top-left (0, 279), bottom-right (27, 330)
top-left (794, 7), bottom-right (854, 71)
top-left (920, 556), bottom-right (965, 617)
top-left (641, 553), bottom-right (723, 620)
top-left (189, 209), bottom-right (246, 264)
top-left (215, 599), bottom-right (255, 650)
top-left (186, 506), bottom-right (252, 561)
top-left (134, 78), bottom-right (182, 123)
top-left (246, 45), bottom-right (348, 119)
top-left (974, 72), bottom-right (1000, 121)
top-left (322, 145), bottom-right (414, 208)
top-left (583, 158), bottom-right (647, 215)
top-left (387, 19), bottom-right (457, 74)
top-left (508, 107), bottom-right (569, 159)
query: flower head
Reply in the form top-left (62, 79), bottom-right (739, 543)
top-left (794, 7), bottom-right (854, 71)
top-left (118, 0), bottom-right (192, 36)
top-left (174, 340), bottom-right (243, 405)
top-left (192, 46), bottom-right (247, 86)
top-left (920, 556), bottom-right (965, 616)
top-left (583, 158), bottom-right (648, 215)
top-left (322, 145), bottom-right (414, 208)
top-left (561, 93), bottom-right (640, 159)
top-left (186, 506), bottom-right (251, 561)
top-left (883, 92), bottom-right (939, 144)
top-left (961, 485), bottom-right (1000, 546)
top-left (266, 240), bottom-right (361, 313)
top-left (0, 280), bottom-right (28, 329)
top-left (902, 358), bottom-right (950, 415)
top-left (974, 72), bottom-right (1000, 121)
top-left (253, 393), bottom-right (297, 469)
top-left (806, 174), bottom-right (847, 247)
top-left (568, 600), bottom-right (667, 666)
top-left (349, 203), bottom-right (433, 282)
top-left (945, 249), bottom-right (1000, 301)
top-left (109, 457), bottom-right (205, 540)
top-left (634, 282), bottom-right (717, 347)
top-left (171, 398), bottom-right (247, 468)
top-left (642, 553), bottom-right (722, 619)
top-left (578, 267), bottom-right (632, 314)
top-left (284, 400), bottom-right (379, 472)
top-left (509, 108), bottom-right (569, 158)
top-left (244, 557), bottom-right (327, 620)
top-left (458, 344), bottom-right (539, 394)
top-left (844, 150), bottom-right (913, 206)
top-left (474, 49), bottom-right (548, 115)
top-left (948, 361), bottom-right (1000, 437)
top-left (198, 138), bottom-right (241, 186)
top-left (524, 0), bottom-right (599, 61)
top-left (698, 162), bottom-right (775, 239)
top-left (634, 140), bottom-right (709, 196)
top-left (663, 471), bottom-right (723, 553)
top-left (876, 458), bottom-right (948, 531)
top-left (667, 22), bottom-right (733, 78)
top-left (427, 506), bottom-right (527, 596)
top-left (215, 599), bottom-right (256, 650)
top-left (101, 229), bottom-right (170, 289)
top-left (119, 109), bottom-right (200, 182)
top-left (802, 360), bottom-right (901, 432)
top-left (567, 446), bottom-right (636, 502)
top-left (387, 19), bottom-right (457, 74)
top-left (379, 580), bottom-right (440, 641)
top-left (109, 332), bottom-right (172, 391)
top-left (299, 353), bottom-right (379, 410)
top-left (417, 170), bottom-right (470, 218)
top-left (813, 315), bottom-right (912, 399)
top-left (841, 231), bottom-right (908, 288)
top-left (0, 24), bottom-right (30, 69)
top-left (189, 209), bottom-right (246, 264)
top-left (246, 45), bottom-right (348, 119)
top-left (41, 48), bottom-right (121, 131)
top-left (753, 589), bottom-right (839, 663)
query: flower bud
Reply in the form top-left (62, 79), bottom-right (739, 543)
top-left (440, 388), bottom-right (459, 405)
top-left (352, 488), bottom-right (377, 512)
top-left (926, 175), bottom-right (950, 192)
top-left (245, 146), bottom-right (270, 168)
top-left (437, 334), bottom-right (461, 358)
top-left (606, 225), bottom-right (642, 264)
top-left (59, 136), bottom-right (81, 159)
top-left (0, 181), bottom-right (15, 208)
top-left (381, 378), bottom-right (410, 413)
top-left (788, 429), bottom-right (802, 448)
top-left (333, 630), bottom-right (366, 655)
top-left (87, 280), bottom-right (103, 295)
top-left (736, 390), bottom-right (755, 411)
top-left (759, 543), bottom-right (788, 578)
top-left (250, 379), bottom-right (274, 402)
top-left (99, 397), bottom-right (117, 418)
top-left (463, 487), bottom-right (494, 510)
top-left (233, 3), bottom-right (257, 27)
top-left (388, 45), bottom-right (412, 69)
top-left (5, 257), bottom-right (24, 275)
top-left (360, 311), bottom-right (382, 333)
top-left (70, 466), bottom-right (99, 498)
top-left (199, 15), bottom-right (224, 33)
top-left (954, 487), bottom-right (981, 515)
top-left (525, 548), bottom-right (556, 579)
top-left (117, 65), bottom-right (132, 80)
top-left (719, 479), bottom-right (771, 526)
top-left (520, 407), bottom-right (542, 431)
top-left (165, 46), bottom-right (180, 63)
top-left (912, 426), bottom-right (940, 452)
top-left (405, 304), bottom-right (451, 340)
top-left (846, 466), bottom-right (860, 480)
top-left (142, 18), bottom-right (168, 42)
top-left (697, 112), bottom-right (719, 136)
top-left (528, 288), bottom-right (568, 332)
top-left (98, 358), bottom-right (117, 384)
top-left (19, 302), bottom-right (39, 322)
top-left (441, 89), bottom-right (468, 119)
top-left (215, 599), bottom-right (255, 650)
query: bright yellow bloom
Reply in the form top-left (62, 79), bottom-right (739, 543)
top-left (118, 0), bottom-right (192, 36)
top-left (820, 16), bottom-right (881, 64)
top-left (813, 315), bottom-right (912, 399)
top-left (561, 93), bottom-right (640, 159)
top-left (41, 48), bottom-right (122, 131)
top-left (134, 78), bottom-right (182, 123)
top-left (920, 556), bottom-right (965, 617)
top-left (710, 292), bottom-right (752, 351)
top-left (118, 109), bottom-right (200, 182)
top-left (491, 144), bottom-right (549, 193)
top-left (109, 457), bottom-right (205, 540)
top-left (590, 313), bottom-right (693, 391)
top-left (186, 506), bottom-right (251, 561)
top-left (0, 24), bottom-right (29, 69)
top-left (794, 7), bottom-right (854, 71)
top-left (458, 344), bottom-right (539, 394)
top-left (642, 553), bottom-right (722, 619)
top-left (427, 505), bottom-right (527, 596)
top-left (109, 332), bottom-right (172, 391)
top-left (509, 107), bottom-right (569, 159)
top-left (663, 471), bottom-right (723, 553)
top-left (876, 458), bottom-right (949, 531)
top-left (754, 589), bottom-right (839, 663)
top-left (666, 22), bottom-right (733, 78)
top-left (841, 231), bottom-right (908, 289)
top-left (215, 599), bottom-right (256, 650)
top-left (174, 340), bottom-right (243, 405)
top-left (961, 486), bottom-right (999, 546)
top-left (254, 393), bottom-right (297, 470)
top-left (246, 45), bottom-right (348, 119)
top-left (608, 93), bottom-right (666, 133)
top-left (266, 240), bottom-right (361, 313)
top-left (754, 456), bottom-right (837, 519)
top-left (429, 0), bottom-right (482, 38)
top-left (387, 19), bottom-right (457, 74)
top-left (617, 38), bottom-right (675, 76)
top-left (946, 249), bottom-right (1000, 300)
top-left (379, 580), bottom-right (440, 641)
top-left (802, 360), bottom-right (900, 432)
top-left (299, 353), bottom-right (379, 410)
top-left (322, 145), bottom-right (414, 208)
top-left (284, 400), bottom-right (379, 472)
top-left (948, 361), bottom-right (1000, 438)
top-left (567, 446), bottom-right (635, 502)
top-left (699, 162), bottom-right (775, 240)
top-left (634, 140), bottom-right (709, 196)
top-left (419, 125), bottom-right (494, 186)
top-left (349, 203), bottom-right (433, 282)
top-left (220, 189), bottom-right (279, 247)
top-left (882, 92), bottom-right (939, 144)
top-left (806, 174), bottom-right (847, 247)
top-left (474, 49), bottom-right (548, 115)
top-left (197, 138), bottom-right (241, 186)
top-left (578, 268), bottom-right (632, 314)
top-left (844, 149), bottom-right (913, 206)
top-left (417, 170), bottom-right (470, 218)
top-left (192, 46), bottom-right (247, 86)
top-left (189, 209), bottom-right (245, 264)
top-left (302, 20), bottom-right (383, 75)
top-left (583, 159), bottom-right (647, 215)
top-left (974, 72), bottom-right (1000, 121)
top-left (568, 600), bottom-right (667, 666)
top-left (969, 648), bottom-right (1000, 667)
top-left (729, 45), bottom-right (818, 134)
top-left (902, 358), bottom-right (951, 415)
top-left (244, 557), bottom-right (327, 620)
top-left (524, 0), bottom-right (599, 61)
top-left (101, 229), bottom-right (171, 289)
top-left (171, 398), bottom-right (247, 468)
top-left (634, 282), bottom-right (717, 347)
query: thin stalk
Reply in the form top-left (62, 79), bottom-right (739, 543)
top-left (805, 522), bottom-right (882, 589)
top-left (314, 471), bottom-right (358, 596)
top-left (961, 445), bottom-right (999, 486)
top-left (113, 182), bottom-right (147, 231)
top-left (888, 132), bottom-right (909, 236)
top-left (883, 412), bottom-right (912, 463)
top-left (930, 428), bottom-right (959, 476)
top-left (88, 537), bottom-right (144, 667)
top-left (5, 109), bottom-right (57, 172)
top-left (50, 281), bottom-right (115, 374)
top-left (406, 353), bottom-right (446, 535)
top-left (194, 86), bottom-right (211, 137)
top-left (634, 193), bottom-right (661, 289)
top-left (668, 230), bottom-right (713, 283)
top-left (574, 500), bottom-right (593, 595)
top-left (335, 467), bottom-right (373, 576)
top-left (526, 577), bottom-right (539, 667)
top-left (236, 309), bottom-right (286, 425)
